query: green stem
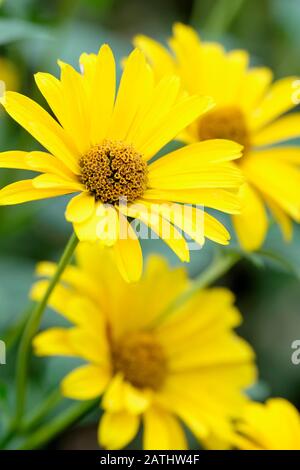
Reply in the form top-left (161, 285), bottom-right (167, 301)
top-left (19, 399), bottom-right (98, 450)
top-left (150, 251), bottom-right (240, 328)
top-left (21, 389), bottom-right (62, 434)
top-left (201, 0), bottom-right (247, 36)
top-left (0, 428), bottom-right (15, 450)
top-left (14, 232), bottom-right (78, 429)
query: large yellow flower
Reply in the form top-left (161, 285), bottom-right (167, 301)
top-left (232, 398), bottom-right (300, 450)
top-left (32, 243), bottom-right (256, 450)
top-left (134, 24), bottom-right (300, 250)
top-left (0, 45), bottom-right (243, 281)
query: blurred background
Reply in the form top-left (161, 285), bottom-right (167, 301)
top-left (0, 0), bottom-right (300, 449)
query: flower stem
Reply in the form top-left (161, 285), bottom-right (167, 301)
top-left (21, 389), bottom-right (62, 434)
top-left (18, 399), bottom-right (99, 450)
top-left (14, 232), bottom-right (79, 429)
top-left (150, 251), bottom-right (240, 328)
top-left (192, 0), bottom-right (247, 35)
top-left (207, 0), bottom-right (247, 35)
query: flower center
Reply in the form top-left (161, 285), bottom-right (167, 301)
top-left (198, 106), bottom-right (250, 152)
top-left (112, 332), bottom-right (167, 390)
top-left (79, 140), bottom-right (148, 204)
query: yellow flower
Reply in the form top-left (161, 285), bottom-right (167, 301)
top-left (32, 243), bottom-right (256, 450)
top-left (0, 45), bottom-right (243, 281)
top-left (233, 398), bottom-right (300, 450)
top-left (0, 57), bottom-right (19, 92)
top-left (134, 24), bottom-right (300, 250)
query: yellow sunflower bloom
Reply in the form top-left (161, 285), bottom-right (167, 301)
top-left (232, 398), bottom-right (300, 450)
top-left (32, 243), bottom-right (256, 450)
top-left (134, 24), bottom-right (300, 250)
top-left (0, 56), bottom-right (19, 92)
top-left (0, 45), bottom-right (243, 281)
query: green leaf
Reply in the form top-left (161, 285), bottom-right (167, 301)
top-left (0, 19), bottom-right (50, 45)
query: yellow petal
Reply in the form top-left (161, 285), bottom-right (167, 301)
top-left (0, 150), bottom-right (31, 170)
top-left (190, 43), bottom-right (226, 102)
top-left (232, 183), bottom-right (268, 251)
top-left (102, 373), bottom-right (125, 412)
top-left (148, 162), bottom-right (243, 190)
top-left (133, 34), bottom-right (175, 80)
top-left (243, 151), bottom-right (300, 221)
top-left (61, 364), bottom-right (110, 400)
top-left (0, 179), bottom-right (73, 205)
top-left (26, 151), bottom-right (75, 179)
top-left (65, 192), bottom-right (95, 223)
top-left (256, 147), bottom-right (300, 164)
top-left (141, 200), bottom-right (205, 246)
top-left (34, 72), bottom-right (67, 129)
top-left (252, 113), bottom-right (300, 146)
top-left (119, 202), bottom-right (190, 262)
top-left (130, 75), bottom-right (181, 151)
top-left (143, 406), bottom-right (187, 450)
top-left (249, 76), bottom-right (299, 131)
top-left (79, 52), bottom-right (97, 85)
top-left (30, 279), bottom-right (73, 316)
top-left (123, 382), bottom-right (151, 414)
top-left (58, 61), bottom-right (90, 154)
top-left (143, 188), bottom-right (241, 214)
top-left (139, 95), bottom-right (214, 160)
top-left (68, 326), bottom-right (110, 366)
top-left (223, 50), bottom-right (249, 104)
top-left (33, 262), bottom-right (99, 304)
top-left (74, 204), bottom-right (119, 244)
top-left (239, 67), bottom-right (273, 112)
top-left (265, 195), bottom-right (293, 242)
top-left (88, 44), bottom-right (116, 144)
top-left (98, 411), bottom-right (140, 450)
top-left (149, 140), bottom-right (243, 172)
top-left (1, 91), bottom-right (79, 173)
top-left (0, 149), bottom-right (73, 181)
top-left (203, 211), bottom-right (230, 245)
top-left (107, 48), bottom-right (150, 141)
top-left (113, 212), bottom-right (143, 282)
top-left (33, 328), bottom-right (77, 357)
top-left (32, 173), bottom-right (83, 191)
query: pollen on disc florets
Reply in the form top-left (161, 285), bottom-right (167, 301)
top-left (198, 106), bottom-right (250, 152)
top-left (112, 332), bottom-right (168, 391)
top-left (79, 140), bottom-right (148, 204)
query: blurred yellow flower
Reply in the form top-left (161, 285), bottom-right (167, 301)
top-left (134, 24), bottom-right (300, 250)
top-left (32, 243), bottom-right (256, 450)
top-left (0, 57), bottom-right (19, 93)
top-left (233, 398), bottom-right (300, 450)
top-left (0, 44), bottom-right (243, 281)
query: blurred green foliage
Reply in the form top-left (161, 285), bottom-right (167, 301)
top-left (0, 0), bottom-right (300, 449)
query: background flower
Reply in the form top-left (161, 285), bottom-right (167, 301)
top-left (232, 398), bottom-right (300, 449)
top-left (134, 23), bottom-right (300, 251)
top-left (32, 243), bottom-right (256, 450)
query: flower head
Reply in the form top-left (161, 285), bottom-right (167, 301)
top-left (0, 45), bottom-right (243, 281)
top-left (32, 243), bottom-right (256, 450)
top-left (233, 398), bottom-right (300, 450)
top-left (134, 24), bottom-right (300, 250)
